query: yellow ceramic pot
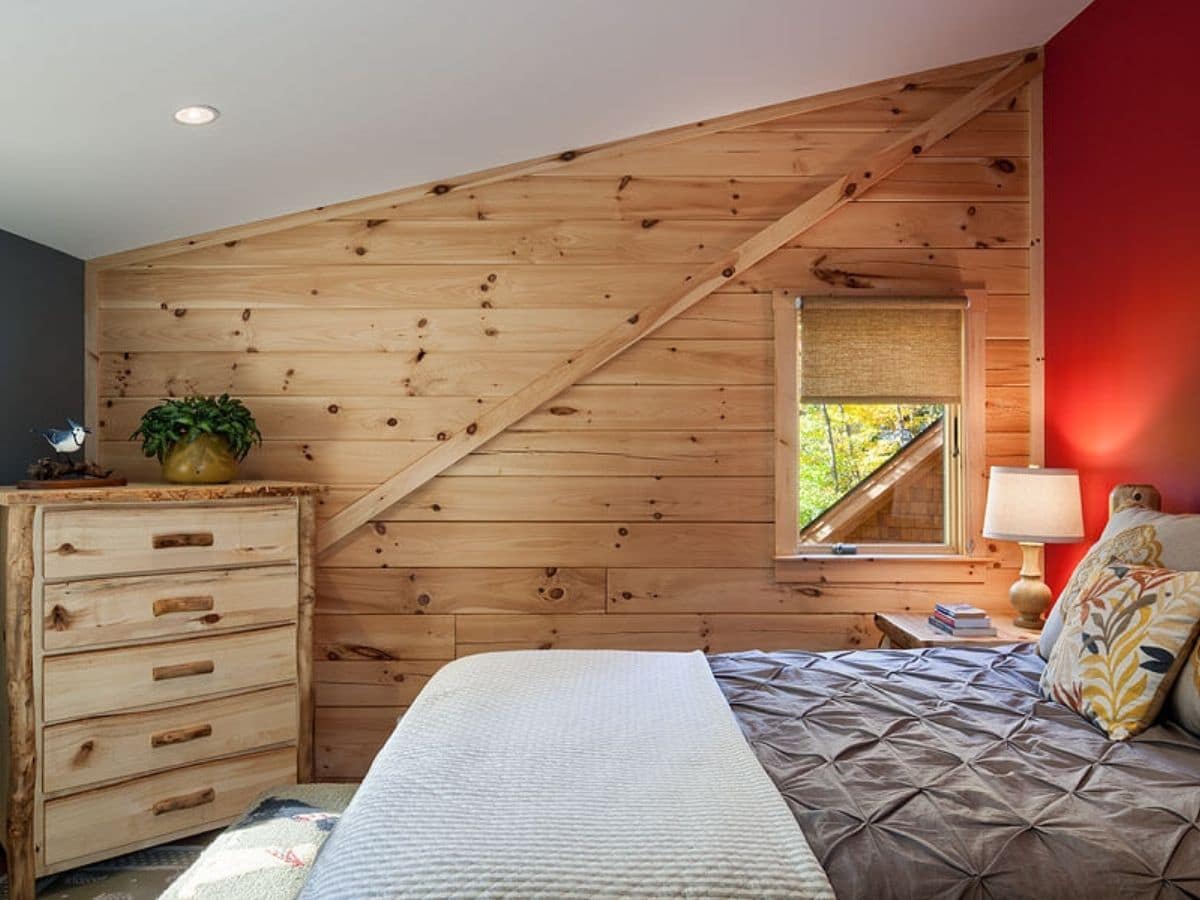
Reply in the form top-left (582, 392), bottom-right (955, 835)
top-left (161, 433), bottom-right (239, 484)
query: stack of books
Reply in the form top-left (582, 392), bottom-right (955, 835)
top-left (928, 602), bottom-right (997, 637)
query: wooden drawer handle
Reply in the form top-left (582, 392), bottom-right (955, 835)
top-left (152, 660), bottom-right (214, 681)
top-left (153, 787), bottom-right (215, 816)
top-left (152, 532), bottom-right (215, 550)
top-left (151, 722), bottom-right (213, 748)
top-left (152, 595), bottom-right (215, 617)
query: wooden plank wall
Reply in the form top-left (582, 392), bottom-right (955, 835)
top-left (91, 59), bottom-right (1036, 779)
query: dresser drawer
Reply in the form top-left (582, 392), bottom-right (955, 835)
top-left (43, 626), bottom-right (297, 723)
top-left (42, 502), bottom-right (297, 580)
top-left (43, 684), bottom-right (298, 795)
top-left (43, 565), bottom-right (298, 652)
top-left (43, 746), bottom-right (296, 867)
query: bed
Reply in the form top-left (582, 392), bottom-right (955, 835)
top-left (302, 486), bottom-right (1200, 899)
top-left (712, 644), bottom-right (1200, 899)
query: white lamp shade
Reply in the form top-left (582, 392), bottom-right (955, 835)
top-left (983, 466), bottom-right (1084, 543)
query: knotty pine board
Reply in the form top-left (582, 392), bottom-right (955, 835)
top-left (317, 567), bottom-right (607, 615)
top-left (93, 58), bottom-right (1038, 780)
top-left (116, 201), bottom-right (1026, 270)
top-left (345, 162), bottom-right (1028, 222)
top-left (99, 340), bottom-right (776, 397)
top-left (561, 114), bottom-right (1027, 177)
top-left (101, 247), bottom-right (1029, 309)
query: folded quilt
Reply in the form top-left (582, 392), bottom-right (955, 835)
top-left (301, 649), bottom-right (833, 899)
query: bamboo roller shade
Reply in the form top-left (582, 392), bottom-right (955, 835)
top-left (798, 298), bottom-right (964, 404)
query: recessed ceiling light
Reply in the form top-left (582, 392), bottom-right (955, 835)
top-left (173, 105), bottom-right (220, 126)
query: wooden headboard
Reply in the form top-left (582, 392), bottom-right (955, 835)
top-left (1110, 483), bottom-right (1162, 516)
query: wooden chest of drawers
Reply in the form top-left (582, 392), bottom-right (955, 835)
top-left (0, 482), bottom-right (320, 900)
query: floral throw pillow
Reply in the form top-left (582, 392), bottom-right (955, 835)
top-left (1037, 521), bottom-right (1163, 660)
top-left (1041, 564), bottom-right (1200, 740)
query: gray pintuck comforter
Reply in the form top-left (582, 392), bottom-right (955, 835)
top-left (710, 643), bottom-right (1200, 900)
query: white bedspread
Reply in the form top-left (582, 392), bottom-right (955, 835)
top-left (301, 649), bottom-right (834, 899)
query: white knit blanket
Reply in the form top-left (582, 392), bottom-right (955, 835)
top-left (301, 650), bottom-right (833, 899)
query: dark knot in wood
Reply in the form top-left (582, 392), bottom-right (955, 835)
top-left (811, 253), bottom-right (875, 290)
top-left (843, 182), bottom-right (858, 198)
top-left (627, 313), bottom-right (640, 325)
top-left (48, 604), bottom-right (71, 631)
top-left (466, 423), bottom-right (478, 435)
top-left (721, 266), bottom-right (735, 278)
top-left (911, 144), bottom-right (923, 155)
top-left (354, 246), bottom-right (367, 256)
top-left (431, 184), bottom-right (452, 195)
top-left (549, 406), bottom-right (577, 416)
top-left (346, 644), bottom-right (396, 660)
top-left (990, 158), bottom-right (1017, 174)
top-left (1024, 50), bottom-right (1039, 62)
top-left (617, 175), bottom-right (632, 192)
top-left (559, 150), bottom-right (578, 161)
top-left (641, 218), bottom-right (659, 229)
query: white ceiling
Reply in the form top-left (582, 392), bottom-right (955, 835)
top-left (1, 0), bottom-right (1089, 260)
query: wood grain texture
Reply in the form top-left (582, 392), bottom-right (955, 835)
top-left (42, 685), bottom-right (297, 795)
top-left (99, 341), bottom-right (774, 399)
top-left (89, 52), bottom-right (1041, 779)
top-left (317, 567), bottom-right (606, 615)
top-left (296, 494), bottom-right (317, 781)
top-left (319, 51), bottom-right (1042, 553)
top-left (2, 507), bottom-right (36, 899)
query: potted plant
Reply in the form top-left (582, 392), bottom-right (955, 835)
top-left (132, 394), bottom-right (263, 484)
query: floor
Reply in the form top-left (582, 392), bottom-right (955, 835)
top-left (0, 833), bottom-right (217, 899)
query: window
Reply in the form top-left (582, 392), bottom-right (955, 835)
top-left (773, 292), bottom-right (987, 563)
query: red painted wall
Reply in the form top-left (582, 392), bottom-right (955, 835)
top-left (1044, 0), bottom-right (1200, 587)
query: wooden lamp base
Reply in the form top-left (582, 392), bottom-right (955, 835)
top-left (1009, 542), bottom-right (1051, 630)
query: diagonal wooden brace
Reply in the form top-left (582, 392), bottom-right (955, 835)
top-left (318, 50), bottom-right (1044, 554)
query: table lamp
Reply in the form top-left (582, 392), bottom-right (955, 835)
top-left (982, 466), bottom-right (1084, 630)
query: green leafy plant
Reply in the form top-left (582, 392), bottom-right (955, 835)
top-left (132, 394), bottom-right (263, 462)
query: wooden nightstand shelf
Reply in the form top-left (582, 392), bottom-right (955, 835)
top-left (874, 612), bottom-right (1039, 649)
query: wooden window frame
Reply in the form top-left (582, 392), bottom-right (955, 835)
top-left (773, 289), bottom-right (988, 582)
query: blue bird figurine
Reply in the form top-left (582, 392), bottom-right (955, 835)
top-left (34, 418), bottom-right (92, 460)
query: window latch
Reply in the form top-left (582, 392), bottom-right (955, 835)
top-left (831, 543), bottom-right (858, 555)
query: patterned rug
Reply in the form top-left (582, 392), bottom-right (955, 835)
top-left (0, 839), bottom-right (213, 900)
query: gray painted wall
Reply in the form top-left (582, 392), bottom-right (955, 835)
top-left (0, 229), bottom-right (84, 482)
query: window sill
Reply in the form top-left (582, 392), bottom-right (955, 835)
top-left (773, 554), bottom-right (992, 584)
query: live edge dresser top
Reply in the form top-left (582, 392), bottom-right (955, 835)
top-left (0, 481), bottom-right (322, 900)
